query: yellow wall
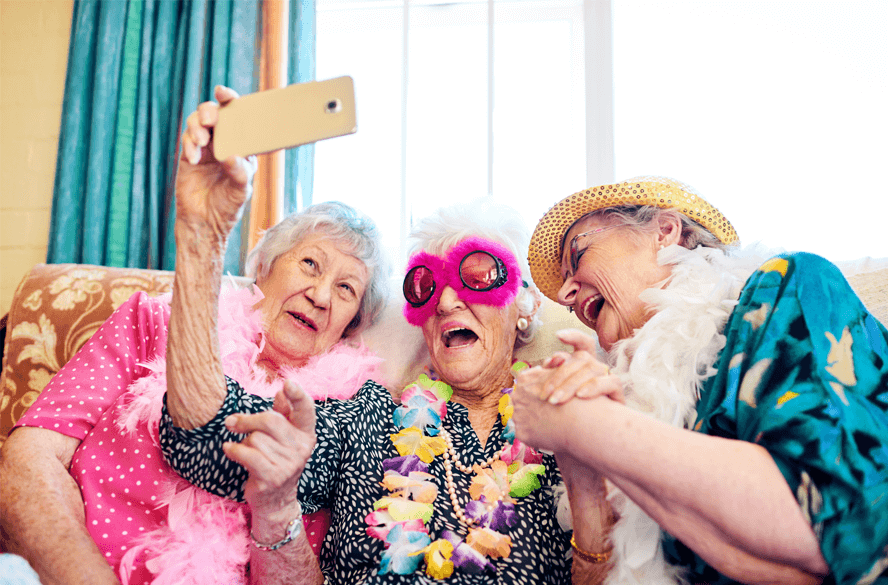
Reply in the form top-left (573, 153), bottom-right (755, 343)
top-left (0, 0), bottom-right (74, 315)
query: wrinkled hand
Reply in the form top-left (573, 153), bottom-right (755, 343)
top-left (511, 329), bottom-right (623, 452)
top-left (533, 329), bottom-right (624, 405)
top-left (511, 369), bottom-right (569, 452)
top-left (175, 85), bottom-right (258, 241)
top-left (222, 381), bottom-right (317, 516)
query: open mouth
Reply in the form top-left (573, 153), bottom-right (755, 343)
top-left (581, 294), bottom-right (605, 324)
top-left (442, 326), bottom-right (479, 348)
top-left (288, 311), bottom-right (317, 331)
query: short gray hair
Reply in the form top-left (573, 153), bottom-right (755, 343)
top-left (408, 199), bottom-right (544, 347)
top-left (246, 201), bottom-right (389, 338)
top-left (575, 205), bottom-right (731, 252)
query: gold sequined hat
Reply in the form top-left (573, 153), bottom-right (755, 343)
top-left (528, 176), bottom-right (738, 302)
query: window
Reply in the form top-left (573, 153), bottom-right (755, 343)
top-left (314, 0), bottom-right (887, 266)
top-left (612, 0), bottom-right (888, 262)
top-left (314, 0), bottom-right (586, 265)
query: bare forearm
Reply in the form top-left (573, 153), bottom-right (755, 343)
top-left (0, 429), bottom-right (120, 585)
top-left (554, 399), bottom-right (827, 578)
top-left (249, 536), bottom-right (323, 584)
top-left (248, 505), bottom-right (323, 584)
top-left (615, 477), bottom-right (822, 584)
top-left (556, 454), bottom-right (614, 585)
top-left (166, 221), bottom-right (228, 429)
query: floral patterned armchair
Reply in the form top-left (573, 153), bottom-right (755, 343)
top-left (0, 264), bottom-right (182, 446)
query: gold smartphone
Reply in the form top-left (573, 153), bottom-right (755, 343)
top-left (214, 76), bottom-right (357, 160)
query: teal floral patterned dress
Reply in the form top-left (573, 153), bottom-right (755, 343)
top-left (663, 253), bottom-right (888, 584)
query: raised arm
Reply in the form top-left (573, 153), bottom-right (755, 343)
top-left (164, 88), bottom-right (323, 583)
top-left (165, 85), bottom-right (256, 430)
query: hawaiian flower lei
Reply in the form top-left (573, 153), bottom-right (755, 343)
top-left (365, 362), bottom-right (546, 579)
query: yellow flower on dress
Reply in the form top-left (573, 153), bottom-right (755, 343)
top-left (758, 257), bottom-right (789, 277)
top-left (390, 427), bottom-right (446, 463)
top-left (48, 269), bottom-right (105, 310)
top-left (776, 390), bottom-right (799, 407)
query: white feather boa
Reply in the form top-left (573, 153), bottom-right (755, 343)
top-left (114, 284), bottom-right (384, 585)
top-left (601, 244), bottom-right (766, 585)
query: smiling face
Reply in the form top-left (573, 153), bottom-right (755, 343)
top-left (253, 232), bottom-right (369, 372)
top-left (556, 214), bottom-right (674, 351)
top-left (421, 281), bottom-right (520, 395)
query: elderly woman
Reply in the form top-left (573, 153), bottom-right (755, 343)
top-left (157, 199), bottom-right (617, 584)
top-left (0, 86), bottom-right (387, 585)
top-left (512, 176), bottom-right (888, 585)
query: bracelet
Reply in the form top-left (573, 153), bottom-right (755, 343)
top-left (570, 535), bottom-right (612, 563)
top-left (250, 504), bottom-right (303, 551)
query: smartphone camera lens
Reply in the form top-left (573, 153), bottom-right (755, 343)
top-left (325, 99), bottom-right (342, 114)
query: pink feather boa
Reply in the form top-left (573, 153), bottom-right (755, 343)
top-left (115, 284), bottom-right (384, 585)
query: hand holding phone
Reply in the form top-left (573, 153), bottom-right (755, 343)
top-left (214, 76), bottom-right (357, 160)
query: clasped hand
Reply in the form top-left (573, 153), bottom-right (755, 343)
top-left (512, 329), bottom-right (623, 452)
top-left (222, 381), bottom-right (317, 517)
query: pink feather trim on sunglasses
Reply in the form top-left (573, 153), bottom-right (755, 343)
top-left (402, 236), bottom-right (523, 327)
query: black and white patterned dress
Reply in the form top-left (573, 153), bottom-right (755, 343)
top-left (159, 378), bottom-right (573, 584)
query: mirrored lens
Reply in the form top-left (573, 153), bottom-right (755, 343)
top-left (460, 251), bottom-right (501, 291)
top-left (403, 265), bottom-right (436, 306)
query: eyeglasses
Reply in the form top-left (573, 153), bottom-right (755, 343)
top-left (567, 225), bottom-right (621, 274)
top-left (403, 250), bottom-right (509, 307)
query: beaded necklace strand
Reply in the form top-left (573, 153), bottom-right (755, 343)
top-left (365, 362), bottom-right (547, 578)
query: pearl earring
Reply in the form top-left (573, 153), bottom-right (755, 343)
top-left (517, 317), bottom-right (529, 331)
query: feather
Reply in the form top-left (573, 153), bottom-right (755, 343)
top-left (113, 285), bottom-right (384, 584)
top-left (598, 244), bottom-right (767, 585)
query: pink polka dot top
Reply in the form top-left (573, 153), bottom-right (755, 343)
top-left (16, 292), bottom-right (171, 584)
top-left (14, 291), bottom-right (330, 584)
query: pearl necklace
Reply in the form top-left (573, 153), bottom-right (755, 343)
top-left (440, 428), bottom-right (500, 527)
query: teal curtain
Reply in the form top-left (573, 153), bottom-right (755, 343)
top-left (284, 0), bottom-right (315, 211)
top-left (48, 0), bottom-right (316, 275)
